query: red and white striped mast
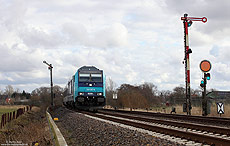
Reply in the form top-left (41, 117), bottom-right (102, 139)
top-left (181, 14), bottom-right (207, 115)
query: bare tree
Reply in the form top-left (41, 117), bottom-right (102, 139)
top-left (139, 82), bottom-right (159, 106)
top-left (160, 90), bottom-right (172, 103)
top-left (106, 77), bottom-right (117, 107)
top-left (170, 86), bottom-right (186, 105)
top-left (191, 89), bottom-right (202, 97)
top-left (117, 84), bottom-right (149, 109)
top-left (53, 85), bottom-right (64, 96)
top-left (31, 85), bottom-right (64, 107)
top-left (15, 88), bottom-right (20, 93)
top-left (4, 85), bottom-right (14, 97)
top-left (53, 85), bottom-right (64, 105)
top-left (31, 87), bottom-right (50, 108)
top-left (106, 77), bottom-right (117, 91)
top-left (0, 88), bottom-right (3, 95)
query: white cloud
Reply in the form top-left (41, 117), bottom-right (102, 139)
top-left (19, 26), bottom-right (65, 49)
top-left (0, 0), bottom-right (230, 92)
top-left (62, 22), bottom-right (128, 48)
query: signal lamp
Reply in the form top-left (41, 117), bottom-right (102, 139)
top-left (205, 73), bottom-right (211, 80)
top-left (187, 48), bottom-right (192, 54)
top-left (200, 80), bottom-right (205, 88)
top-left (188, 20), bottom-right (193, 27)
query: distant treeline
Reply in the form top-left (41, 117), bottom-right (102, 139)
top-left (105, 78), bottom-right (217, 109)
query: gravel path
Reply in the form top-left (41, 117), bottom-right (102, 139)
top-left (50, 106), bottom-right (185, 146)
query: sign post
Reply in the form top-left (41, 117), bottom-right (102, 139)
top-left (113, 93), bottom-right (117, 100)
top-left (113, 92), bottom-right (118, 110)
top-left (181, 14), bottom-right (207, 115)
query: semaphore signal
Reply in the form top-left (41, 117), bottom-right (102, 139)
top-left (181, 14), bottom-right (207, 115)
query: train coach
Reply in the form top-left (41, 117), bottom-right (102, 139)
top-left (63, 66), bottom-right (106, 111)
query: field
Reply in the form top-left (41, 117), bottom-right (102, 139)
top-left (0, 105), bottom-right (25, 121)
top-left (145, 104), bottom-right (230, 117)
top-left (110, 104), bottom-right (230, 117)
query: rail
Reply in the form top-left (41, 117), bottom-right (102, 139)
top-left (75, 109), bottom-right (230, 146)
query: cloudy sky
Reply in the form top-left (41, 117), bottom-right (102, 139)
top-left (0, 0), bottom-right (230, 93)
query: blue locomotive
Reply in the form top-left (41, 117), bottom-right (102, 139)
top-left (63, 66), bottom-right (106, 110)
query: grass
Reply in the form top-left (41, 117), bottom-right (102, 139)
top-left (147, 104), bottom-right (230, 117)
top-left (1, 106), bottom-right (54, 145)
top-left (115, 104), bottom-right (230, 117)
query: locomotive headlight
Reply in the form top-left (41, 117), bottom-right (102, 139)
top-left (97, 92), bottom-right (102, 96)
top-left (79, 92), bottom-right (84, 95)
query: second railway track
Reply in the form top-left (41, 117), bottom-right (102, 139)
top-left (101, 109), bottom-right (230, 127)
top-left (75, 109), bottom-right (230, 146)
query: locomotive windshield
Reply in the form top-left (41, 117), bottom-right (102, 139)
top-left (91, 74), bottom-right (102, 82)
top-left (79, 73), bottom-right (102, 82)
top-left (79, 73), bottom-right (90, 82)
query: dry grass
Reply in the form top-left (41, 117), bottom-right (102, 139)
top-left (0, 105), bottom-right (26, 109)
top-left (148, 104), bottom-right (230, 117)
top-left (170, 104), bottom-right (230, 117)
top-left (0, 106), bottom-right (53, 145)
top-left (0, 105), bottom-right (27, 121)
top-left (209, 103), bottom-right (230, 117)
top-left (111, 104), bottom-right (230, 117)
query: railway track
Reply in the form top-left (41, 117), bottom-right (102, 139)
top-left (75, 109), bottom-right (230, 146)
top-left (99, 110), bottom-right (230, 136)
top-left (101, 109), bottom-right (230, 126)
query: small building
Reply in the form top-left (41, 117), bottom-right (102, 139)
top-left (5, 98), bottom-right (14, 104)
top-left (207, 91), bottom-right (230, 103)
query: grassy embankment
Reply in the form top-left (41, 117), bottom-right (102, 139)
top-left (0, 105), bottom-right (53, 145)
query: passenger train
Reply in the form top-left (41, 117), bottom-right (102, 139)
top-left (63, 66), bottom-right (106, 111)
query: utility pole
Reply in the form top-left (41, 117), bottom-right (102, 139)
top-left (181, 14), bottom-right (207, 115)
top-left (43, 61), bottom-right (54, 106)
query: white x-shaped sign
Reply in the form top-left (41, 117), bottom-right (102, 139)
top-left (217, 102), bottom-right (224, 114)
